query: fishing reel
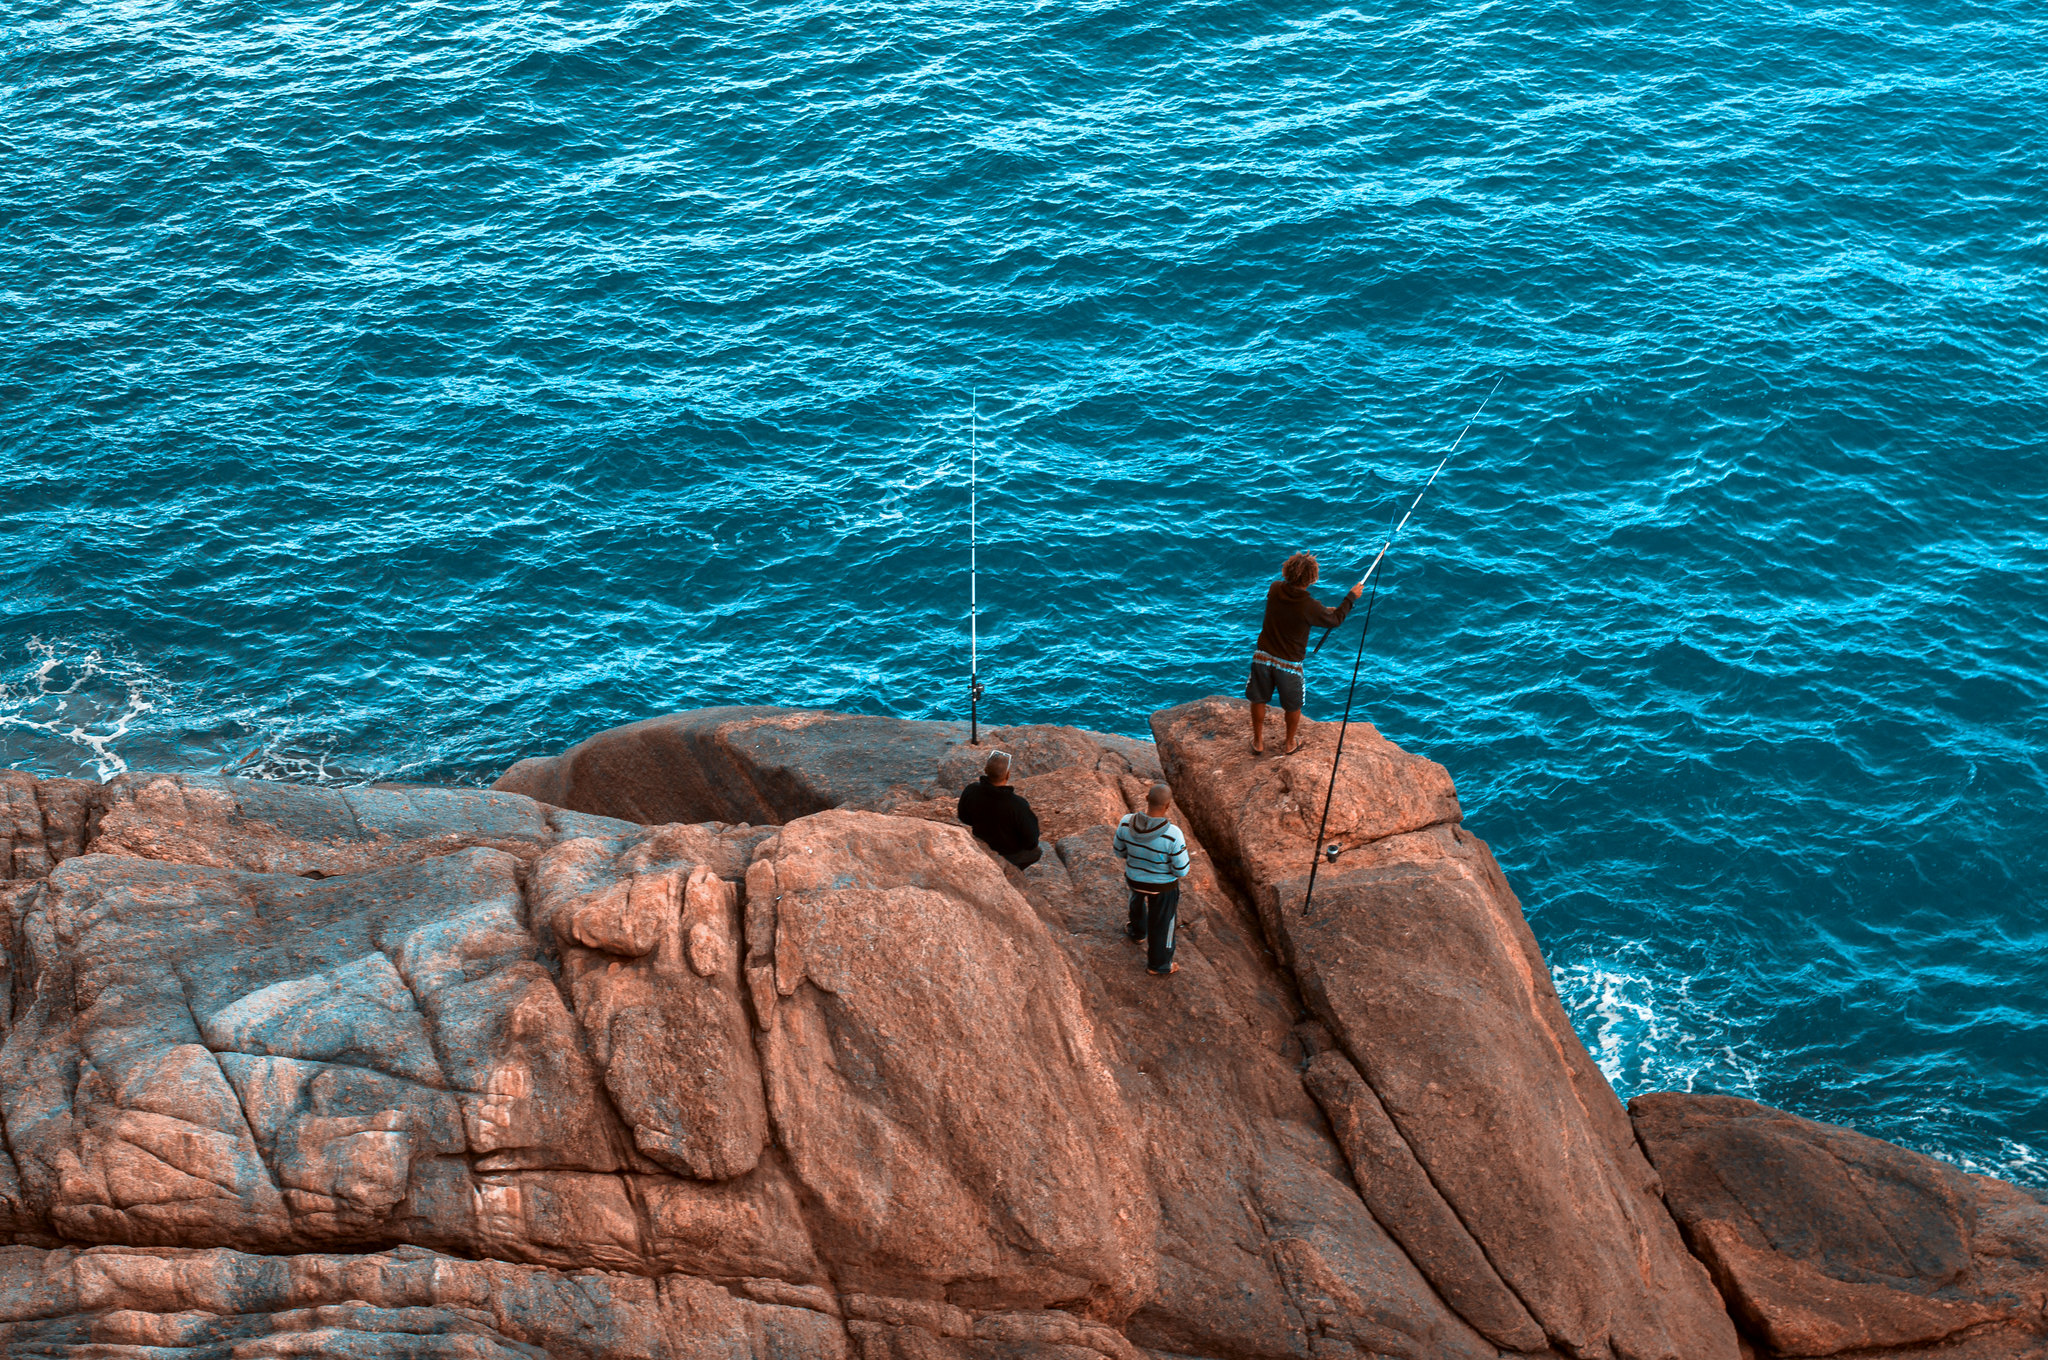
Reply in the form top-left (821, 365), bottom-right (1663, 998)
top-left (1324, 842), bottom-right (1343, 863)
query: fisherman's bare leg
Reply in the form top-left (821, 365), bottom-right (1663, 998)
top-left (1283, 708), bottom-right (1301, 754)
top-left (1250, 702), bottom-right (1266, 753)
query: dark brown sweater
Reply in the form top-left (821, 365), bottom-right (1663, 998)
top-left (1254, 580), bottom-right (1355, 663)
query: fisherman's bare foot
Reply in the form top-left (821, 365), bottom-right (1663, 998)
top-left (1148, 962), bottom-right (1180, 977)
top-left (1282, 740), bottom-right (1300, 755)
top-left (1250, 742), bottom-right (1264, 755)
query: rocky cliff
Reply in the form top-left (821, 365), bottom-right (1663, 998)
top-left (0, 702), bottom-right (2037, 1359)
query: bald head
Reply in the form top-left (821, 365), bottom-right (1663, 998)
top-left (1146, 782), bottom-right (1173, 814)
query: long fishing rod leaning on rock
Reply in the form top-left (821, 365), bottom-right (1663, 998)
top-left (968, 391), bottom-right (985, 745)
top-left (1300, 375), bottom-right (1504, 920)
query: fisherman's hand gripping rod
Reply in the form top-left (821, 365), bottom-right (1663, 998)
top-left (1311, 374), bottom-right (1504, 656)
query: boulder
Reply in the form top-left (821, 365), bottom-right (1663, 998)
top-left (745, 809), bottom-right (1155, 1312)
top-left (1152, 696), bottom-right (1740, 1360)
top-left (516, 705), bottom-right (1513, 1357)
top-left (490, 707), bottom-right (1159, 826)
top-left (1632, 1093), bottom-right (2048, 1358)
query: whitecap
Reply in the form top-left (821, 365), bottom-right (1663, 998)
top-left (1552, 948), bottom-right (1771, 1101)
top-left (0, 638), bottom-right (159, 782)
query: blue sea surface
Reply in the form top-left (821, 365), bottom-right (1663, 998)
top-left (4, 0), bottom-right (2044, 1181)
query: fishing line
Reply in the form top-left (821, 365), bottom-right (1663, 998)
top-left (1300, 375), bottom-right (1504, 920)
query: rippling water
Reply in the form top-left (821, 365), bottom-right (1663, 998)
top-left (5, 0), bottom-right (2044, 1181)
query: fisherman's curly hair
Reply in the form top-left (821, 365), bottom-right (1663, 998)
top-left (1281, 552), bottom-right (1319, 586)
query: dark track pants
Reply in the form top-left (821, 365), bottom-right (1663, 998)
top-left (1126, 879), bottom-right (1180, 973)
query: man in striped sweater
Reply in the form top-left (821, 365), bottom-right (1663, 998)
top-left (1113, 782), bottom-right (1193, 976)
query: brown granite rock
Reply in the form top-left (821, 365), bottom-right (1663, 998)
top-left (1632, 1093), bottom-right (2048, 1358)
top-left (0, 728), bottom-right (1510, 1360)
top-left (497, 704), bottom-right (1514, 1359)
top-left (0, 769), bottom-right (101, 880)
top-left (1302, 1049), bottom-right (1546, 1350)
top-left (92, 771), bottom-right (629, 876)
top-left (532, 839), bottom-right (769, 1181)
top-left (0, 1242), bottom-right (853, 1360)
top-left (490, 706), bottom-right (1159, 827)
top-left (1, 849), bottom-right (628, 1249)
top-left (4, 701), bottom-right (2033, 1360)
top-left (746, 809), bottom-right (1155, 1313)
top-left (1153, 695), bottom-right (1740, 1360)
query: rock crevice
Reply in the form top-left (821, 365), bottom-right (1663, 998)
top-left (1302, 1046), bottom-right (1546, 1350)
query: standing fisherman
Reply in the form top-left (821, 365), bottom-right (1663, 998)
top-left (1247, 553), bottom-right (1364, 755)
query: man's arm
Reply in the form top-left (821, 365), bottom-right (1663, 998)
top-left (1169, 827), bottom-right (1192, 879)
top-left (1305, 583), bottom-right (1364, 629)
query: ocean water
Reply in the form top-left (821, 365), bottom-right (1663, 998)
top-left (4, 0), bottom-right (2044, 1182)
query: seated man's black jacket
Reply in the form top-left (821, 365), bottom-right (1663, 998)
top-left (956, 776), bottom-right (1040, 855)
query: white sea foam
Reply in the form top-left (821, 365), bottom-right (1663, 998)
top-left (1903, 1118), bottom-right (2048, 1190)
top-left (1973, 1139), bottom-right (2048, 1189)
top-left (0, 638), bottom-right (159, 781)
top-left (1552, 950), bottom-right (1770, 1101)
top-left (0, 639), bottom-right (388, 787)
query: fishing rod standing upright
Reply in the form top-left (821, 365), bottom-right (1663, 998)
top-left (968, 391), bottom-right (984, 744)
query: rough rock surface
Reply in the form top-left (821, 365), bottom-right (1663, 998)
top-left (1151, 696), bottom-right (1739, 1360)
top-left (1632, 1093), bottom-right (2048, 1359)
top-left (0, 701), bottom-right (2039, 1360)
top-left (0, 723), bottom-right (1500, 1360)
top-left (493, 707), bottom-right (1161, 829)
top-left (0, 1242), bottom-right (852, 1359)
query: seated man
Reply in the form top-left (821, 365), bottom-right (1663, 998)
top-left (956, 749), bottom-right (1043, 868)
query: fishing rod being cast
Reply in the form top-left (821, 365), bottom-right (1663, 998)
top-left (1299, 375), bottom-right (1505, 921)
top-left (968, 391), bottom-right (985, 744)
top-left (1311, 373), bottom-right (1504, 657)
